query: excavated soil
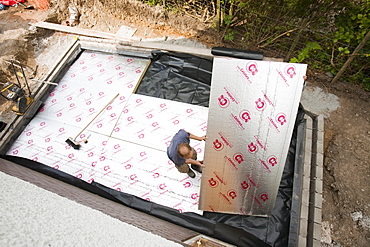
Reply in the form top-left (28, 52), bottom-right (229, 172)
top-left (1, 2), bottom-right (369, 246)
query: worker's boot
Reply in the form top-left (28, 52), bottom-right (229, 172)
top-left (187, 169), bottom-right (196, 178)
top-left (191, 164), bottom-right (203, 173)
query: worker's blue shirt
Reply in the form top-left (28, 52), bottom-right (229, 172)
top-left (167, 129), bottom-right (190, 167)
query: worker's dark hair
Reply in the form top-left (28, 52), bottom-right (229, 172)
top-left (177, 143), bottom-right (192, 157)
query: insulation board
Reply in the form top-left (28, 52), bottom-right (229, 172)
top-left (199, 57), bottom-right (307, 216)
top-left (7, 50), bottom-right (207, 214)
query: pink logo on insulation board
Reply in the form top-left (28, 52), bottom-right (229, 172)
top-left (255, 98), bottom-right (266, 111)
top-left (239, 110), bottom-right (251, 123)
top-left (276, 113), bottom-right (287, 126)
top-left (228, 190), bottom-right (237, 199)
top-left (218, 95), bottom-right (229, 108)
top-left (285, 65), bottom-right (297, 78)
top-left (190, 193), bottom-right (199, 200)
top-left (260, 193), bottom-right (269, 202)
top-left (248, 142), bottom-right (258, 153)
top-left (268, 155), bottom-right (278, 166)
top-left (183, 181), bottom-right (192, 188)
top-left (213, 139), bottom-right (224, 151)
top-left (246, 62), bottom-right (258, 75)
top-left (233, 153), bottom-right (244, 164)
top-left (241, 181), bottom-right (250, 190)
top-left (158, 183), bottom-right (167, 190)
top-left (208, 178), bottom-right (218, 188)
top-left (47, 146), bottom-right (53, 152)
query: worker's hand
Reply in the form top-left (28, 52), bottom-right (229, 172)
top-left (199, 135), bottom-right (207, 141)
top-left (195, 160), bottom-right (205, 168)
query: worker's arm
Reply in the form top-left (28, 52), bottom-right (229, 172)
top-left (188, 132), bottom-right (207, 141)
top-left (185, 158), bottom-right (205, 167)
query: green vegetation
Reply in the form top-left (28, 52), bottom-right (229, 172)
top-left (138, 0), bottom-right (370, 90)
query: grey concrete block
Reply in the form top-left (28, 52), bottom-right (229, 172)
top-left (315, 178), bottom-right (323, 194)
top-left (315, 140), bottom-right (324, 157)
top-left (303, 156), bottom-right (311, 177)
top-left (304, 115), bottom-right (314, 130)
top-left (300, 202), bottom-right (309, 220)
top-left (302, 175), bottom-right (310, 191)
top-left (299, 218), bottom-right (308, 238)
top-left (317, 115), bottom-right (325, 132)
top-left (314, 207), bottom-right (322, 224)
top-left (315, 163), bottom-right (323, 181)
top-left (314, 192), bottom-right (323, 209)
top-left (298, 235), bottom-right (307, 247)
top-left (316, 125), bottom-right (324, 143)
top-left (312, 237), bottom-right (321, 247)
top-left (313, 222), bottom-right (322, 241)
top-left (315, 152), bottom-right (324, 168)
top-left (302, 188), bottom-right (310, 206)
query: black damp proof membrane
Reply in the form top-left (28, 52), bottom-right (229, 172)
top-left (2, 50), bottom-right (305, 247)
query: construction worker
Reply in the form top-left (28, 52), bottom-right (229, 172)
top-left (167, 129), bottom-right (206, 178)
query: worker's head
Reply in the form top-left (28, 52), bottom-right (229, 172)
top-left (177, 143), bottom-right (193, 159)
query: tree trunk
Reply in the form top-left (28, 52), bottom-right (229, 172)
top-left (331, 30), bottom-right (370, 84)
top-left (215, 0), bottom-right (221, 31)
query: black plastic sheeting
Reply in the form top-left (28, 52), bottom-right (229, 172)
top-left (211, 47), bottom-right (264, 60)
top-left (2, 50), bottom-right (305, 247)
top-left (135, 51), bottom-right (213, 107)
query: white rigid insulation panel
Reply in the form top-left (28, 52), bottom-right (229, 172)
top-left (7, 50), bottom-right (208, 214)
top-left (199, 57), bottom-right (307, 216)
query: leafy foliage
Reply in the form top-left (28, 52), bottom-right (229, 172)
top-left (138, 0), bottom-right (370, 90)
top-left (290, 42), bottom-right (322, 63)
